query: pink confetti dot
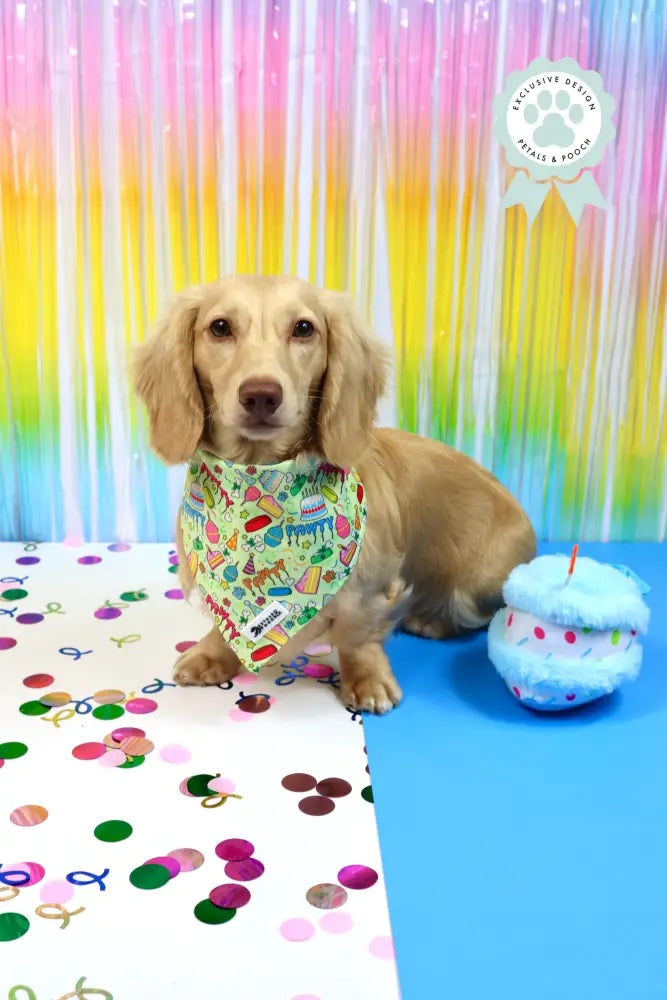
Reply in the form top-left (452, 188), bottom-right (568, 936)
top-left (507, 613), bottom-right (514, 627)
top-left (40, 879), bottom-right (74, 904)
top-left (169, 554), bottom-right (180, 566)
top-left (280, 918), bottom-right (315, 942)
top-left (303, 642), bottom-right (332, 656)
top-left (208, 777), bottom-right (236, 794)
top-left (534, 626), bottom-right (545, 639)
top-left (164, 589), bottom-right (184, 600)
top-left (303, 663), bottom-right (334, 679)
top-left (369, 935), bottom-right (395, 960)
top-left (95, 607), bottom-right (121, 620)
top-left (229, 708), bottom-right (253, 723)
top-left (320, 912), bottom-right (353, 934)
top-left (125, 698), bottom-right (158, 714)
top-left (78, 555), bottom-right (102, 565)
top-left (565, 630), bottom-right (577, 644)
top-left (111, 726), bottom-right (145, 742)
top-left (175, 640), bottom-right (197, 654)
top-left (99, 749), bottom-right (127, 767)
top-left (72, 742), bottom-right (107, 761)
top-left (145, 855), bottom-right (181, 878)
top-left (215, 838), bottom-right (254, 862)
top-left (1, 862), bottom-right (44, 886)
top-left (107, 543), bottom-right (131, 552)
top-left (63, 536), bottom-right (84, 547)
top-left (159, 744), bottom-right (192, 764)
top-left (232, 673), bottom-right (258, 685)
top-left (225, 858), bottom-right (264, 881)
top-left (0, 637), bottom-right (17, 651)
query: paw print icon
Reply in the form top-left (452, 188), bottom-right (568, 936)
top-left (524, 90), bottom-right (584, 148)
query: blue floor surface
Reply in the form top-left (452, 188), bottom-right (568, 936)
top-left (367, 543), bottom-right (667, 1000)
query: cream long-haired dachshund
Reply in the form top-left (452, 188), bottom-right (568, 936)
top-left (134, 275), bottom-right (536, 713)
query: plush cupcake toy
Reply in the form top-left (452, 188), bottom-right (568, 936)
top-left (488, 546), bottom-right (650, 711)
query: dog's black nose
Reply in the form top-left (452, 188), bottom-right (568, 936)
top-left (239, 379), bottom-right (283, 419)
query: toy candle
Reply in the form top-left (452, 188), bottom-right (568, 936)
top-left (487, 549), bottom-right (650, 711)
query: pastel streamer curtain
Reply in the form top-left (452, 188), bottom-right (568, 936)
top-left (1, 0), bottom-right (665, 543)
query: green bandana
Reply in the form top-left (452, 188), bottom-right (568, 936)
top-left (181, 449), bottom-right (367, 671)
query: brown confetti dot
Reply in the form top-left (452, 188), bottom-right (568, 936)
top-left (93, 689), bottom-right (126, 705)
top-left (39, 691), bottom-right (71, 708)
top-left (282, 773), bottom-right (317, 793)
top-left (237, 695), bottom-right (270, 714)
top-left (306, 883), bottom-right (348, 909)
top-left (299, 795), bottom-right (335, 816)
top-left (315, 777), bottom-right (352, 798)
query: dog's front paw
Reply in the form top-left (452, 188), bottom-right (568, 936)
top-left (342, 674), bottom-right (403, 715)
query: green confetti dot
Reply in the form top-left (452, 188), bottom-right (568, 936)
top-left (0, 741), bottom-right (28, 760)
top-left (129, 863), bottom-right (170, 889)
top-left (168, 564), bottom-right (178, 574)
top-left (119, 755), bottom-right (145, 769)
top-left (361, 785), bottom-right (374, 804)
top-left (611, 629), bottom-right (621, 645)
top-left (94, 819), bottom-right (133, 843)
top-left (1, 588), bottom-right (27, 601)
top-left (119, 590), bottom-right (148, 603)
top-left (92, 704), bottom-right (125, 721)
top-left (186, 773), bottom-right (217, 796)
top-left (582, 627), bottom-right (592, 634)
top-left (0, 912), bottom-right (30, 941)
top-left (194, 899), bottom-right (236, 925)
top-left (19, 700), bottom-right (50, 716)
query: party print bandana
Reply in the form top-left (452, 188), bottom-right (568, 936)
top-left (181, 449), bottom-right (367, 671)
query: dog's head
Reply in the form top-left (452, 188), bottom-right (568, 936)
top-left (134, 275), bottom-right (388, 467)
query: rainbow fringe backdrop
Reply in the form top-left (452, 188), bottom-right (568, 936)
top-left (0, 0), bottom-right (665, 542)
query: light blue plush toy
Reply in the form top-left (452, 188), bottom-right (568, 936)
top-left (487, 547), bottom-right (650, 711)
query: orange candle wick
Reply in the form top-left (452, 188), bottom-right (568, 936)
top-left (567, 544), bottom-right (579, 579)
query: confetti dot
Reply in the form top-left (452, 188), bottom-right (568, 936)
top-left (103, 733), bottom-right (122, 749)
top-left (40, 691), bottom-right (71, 708)
top-left (315, 777), bottom-right (352, 798)
top-left (369, 935), bottom-right (395, 960)
top-left (611, 628), bottom-right (621, 645)
top-left (1, 588), bottom-right (27, 600)
top-left (224, 858), bottom-right (265, 882)
top-left (145, 856), bottom-right (181, 878)
top-left (320, 911), bottom-right (353, 934)
top-left (237, 694), bottom-right (270, 714)
top-left (282, 773), bottom-right (317, 793)
top-left (99, 749), bottom-right (127, 767)
top-left (95, 607), bottom-right (122, 620)
top-left (228, 709), bottom-right (253, 723)
top-left (215, 839), bottom-right (254, 862)
top-left (129, 863), bottom-right (171, 890)
top-left (280, 918), bottom-right (315, 942)
top-left (167, 848), bottom-right (204, 872)
top-left (361, 785), bottom-right (374, 804)
top-left (94, 819), bottom-right (133, 842)
top-left (175, 640), bottom-right (197, 654)
top-left (40, 879), bottom-right (73, 904)
top-left (111, 726), bottom-right (145, 742)
top-left (209, 884), bottom-right (251, 909)
top-left (10, 804), bottom-right (48, 826)
top-left (72, 742), bottom-right (107, 761)
top-left (94, 689), bottom-right (126, 705)
top-left (232, 673), bottom-right (258, 685)
top-left (208, 777), bottom-right (236, 794)
top-left (507, 613), bottom-right (514, 626)
top-left (16, 613), bottom-right (44, 625)
top-left (78, 555), bottom-right (102, 565)
top-left (303, 663), bottom-right (334, 678)
top-left (0, 637), bottom-right (17, 651)
top-left (186, 773), bottom-right (218, 796)
top-left (299, 796), bottom-right (335, 816)
top-left (92, 704), bottom-right (125, 721)
top-left (0, 912), bottom-right (30, 942)
top-left (168, 565), bottom-right (178, 574)
top-left (119, 591), bottom-right (148, 603)
top-left (564, 631), bottom-right (577, 644)
top-left (169, 554), bottom-right (179, 566)
top-left (290, 996), bottom-right (322, 1000)
top-left (534, 626), bottom-right (545, 640)
top-left (306, 883), bottom-right (348, 910)
top-left (303, 642), bottom-right (333, 656)
top-left (125, 698), bottom-right (157, 714)
top-left (23, 673), bottom-right (54, 689)
top-left (108, 543), bottom-right (131, 552)
top-left (20, 700), bottom-right (50, 716)
top-left (119, 754), bottom-right (145, 769)
top-left (337, 865), bottom-right (378, 890)
top-left (194, 899), bottom-right (237, 924)
top-left (179, 778), bottom-right (196, 797)
top-left (1, 862), bottom-right (44, 886)
top-left (159, 744), bottom-right (191, 764)
top-left (16, 556), bottom-right (40, 565)
top-left (165, 589), bottom-right (184, 600)
top-left (120, 736), bottom-right (154, 756)
top-left (0, 741), bottom-right (28, 759)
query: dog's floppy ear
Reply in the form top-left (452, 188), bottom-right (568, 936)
top-left (315, 290), bottom-right (389, 467)
top-left (134, 287), bottom-right (205, 465)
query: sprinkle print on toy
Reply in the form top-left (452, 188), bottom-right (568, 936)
top-left (181, 450), bottom-right (366, 671)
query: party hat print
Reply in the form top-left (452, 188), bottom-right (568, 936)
top-left (243, 555), bottom-right (256, 574)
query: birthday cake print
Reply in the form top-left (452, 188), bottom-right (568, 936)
top-left (181, 451), bottom-right (366, 671)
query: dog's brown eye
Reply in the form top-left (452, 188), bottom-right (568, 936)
top-left (293, 319), bottom-right (315, 339)
top-left (210, 318), bottom-right (232, 338)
